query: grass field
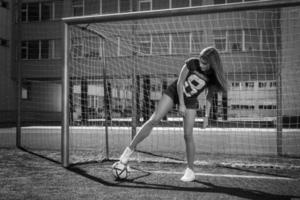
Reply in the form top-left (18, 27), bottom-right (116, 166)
top-left (1, 148), bottom-right (300, 200)
top-left (1, 126), bottom-right (300, 156)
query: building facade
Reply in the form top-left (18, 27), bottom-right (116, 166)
top-left (0, 1), bottom-right (15, 124)
top-left (3, 0), bottom-right (300, 125)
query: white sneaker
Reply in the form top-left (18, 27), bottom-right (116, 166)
top-left (180, 168), bottom-right (196, 182)
top-left (119, 147), bottom-right (134, 164)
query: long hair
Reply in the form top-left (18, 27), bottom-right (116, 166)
top-left (200, 46), bottom-right (228, 94)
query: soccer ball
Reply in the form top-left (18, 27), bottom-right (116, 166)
top-left (112, 161), bottom-right (128, 180)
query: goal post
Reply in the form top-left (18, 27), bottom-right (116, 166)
top-left (62, 23), bottom-right (111, 167)
top-left (61, 1), bottom-right (300, 167)
top-left (62, 23), bottom-right (69, 167)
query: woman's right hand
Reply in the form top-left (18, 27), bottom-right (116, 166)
top-left (179, 104), bottom-right (186, 117)
top-left (203, 116), bottom-right (208, 128)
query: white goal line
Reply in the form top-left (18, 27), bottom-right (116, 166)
top-left (137, 170), bottom-right (296, 181)
top-left (17, 126), bottom-right (299, 133)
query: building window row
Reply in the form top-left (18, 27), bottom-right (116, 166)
top-left (21, 1), bottom-right (62, 22)
top-left (258, 105), bottom-right (276, 110)
top-left (0, 38), bottom-right (9, 47)
top-left (231, 104), bottom-right (276, 110)
top-left (136, 29), bottom-right (274, 56)
top-left (70, 28), bottom-right (274, 58)
top-left (72, 0), bottom-right (262, 16)
top-left (72, 0), bottom-right (131, 16)
top-left (213, 29), bottom-right (275, 52)
top-left (136, 31), bottom-right (203, 55)
top-left (214, 0), bottom-right (259, 4)
top-left (70, 31), bottom-right (203, 58)
top-left (71, 36), bottom-right (103, 58)
top-left (231, 81), bottom-right (277, 89)
top-left (21, 40), bottom-right (62, 60)
top-left (231, 104), bottom-right (255, 110)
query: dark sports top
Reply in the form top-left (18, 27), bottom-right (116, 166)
top-left (183, 57), bottom-right (213, 99)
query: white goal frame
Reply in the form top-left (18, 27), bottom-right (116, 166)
top-left (61, 0), bottom-right (300, 167)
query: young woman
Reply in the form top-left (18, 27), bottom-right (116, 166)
top-left (114, 46), bottom-right (227, 182)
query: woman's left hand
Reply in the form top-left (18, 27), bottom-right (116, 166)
top-left (179, 104), bottom-right (186, 117)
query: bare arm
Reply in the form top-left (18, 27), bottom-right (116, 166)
top-left (203, 87), bottom-right (213, 128)
top-left (177, 64), bottom-right (189, 116)
top-left (205, 92), bottom-right (212, 117)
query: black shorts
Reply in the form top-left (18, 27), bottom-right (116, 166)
top-left (163, 80), bottom-right (199, 109)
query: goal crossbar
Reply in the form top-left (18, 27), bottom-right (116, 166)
top-left (62, 0), bottom-right (300, 25)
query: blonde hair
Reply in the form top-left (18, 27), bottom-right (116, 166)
top-left (200, 46), bottom-right (228, 93)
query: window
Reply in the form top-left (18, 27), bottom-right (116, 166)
top-left (245, 81), bottom-right (254, 88)
top-left (191, 31), bottom-right (204, 53)
top-left (232, 104), bottom-right (254, 110)
top-left (1, 1), bottom-right (9, 8)
top-left (22, 83), bottom-right (31, 100)
top-left (72, 0), bottom-right (84, 16)
top-left (118, 37), bottom-right (131, 56)
top-left (21, 4), bottom-right (28, 22)
top-left (139, 0), bottom-right (152, 11)
top-left (172, 0), bottom-right (189, 8)
top-left (21, 2), bottom-right (57, 22)
top-left (120, 0), bottom-right (131, 13)
top-left (102, 0), bottom-right (131, 14)
top-left (21, 40), bottom-right (58, 60)
top-left (259, 105), bottom-right (276, 110)
top-left (84, 36), bottom-right (103, 57)
top-left (153, 0), bottom-right (169, 10)
top-left (270, 81), bottom-right (276, 88)
top-left (245, 29), bottom-right (260, 51)
top-left (213, 30), bottom-right (227, 52)
top-left (84, 0), bottom-right (99, 15)
top-left (213, 29), bottom-right (264, 52)
top-left (53, 40), bottom-right (62, 58)
top-left (228, 30), bottom-right (242, 52)
top-left (231, 105), bottom-right (240, 110)
top-left (258, 82), bottom-right (267, 88)
top-left (41, 2), bottom-right (52, 21)
top-left (0, 38), bottom-right (8, 47)
top-left (137, 34), bottom-right (151, 55)
top-left (54, 1), bottom-right (63, 19)
top-left (262, 29), bottom-right (275, 51)
top-left (214, 0), bottom-right (225, 4)
top-left (215, 0), bottom-right (255, 4)
top-left (70, 36), bottom-right (103, 58)
top-left (27, 40), bottom-right (39, 59)
top-left (152, 33), bottom-right (170, 55)
top-left (171, 32), bottom-right (189, 54)
top-left (227, 0), bottom-right (242, 3)
top-left (231, 82), bottom-right (241, 88)
top-left (21, 41), bottom-right (28, 59)
top-left (102, 0), bottom-right (117, 14)
top-left (71, 37), bottom-right (83, 58)
top-left (41, 40), bottom-right (51, 59)
top-left (192, 0), bottom-right (204, 6)
top-left (27, 3), bottom-right (39, 21)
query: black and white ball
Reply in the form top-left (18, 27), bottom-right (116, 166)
top-left (112, 161), bottom-right (128, 180)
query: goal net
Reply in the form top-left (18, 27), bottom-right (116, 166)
top-left (61, 2), bottom-right (300, 166)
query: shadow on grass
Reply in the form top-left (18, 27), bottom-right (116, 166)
top-left (67, 164), bottom-right (299, 200)
top-left (135, 150), bottom-right (185, 162)
top-left (17, 147), bottom-right (299, 200)
top-left (18, 147), bottom-right (61, 164)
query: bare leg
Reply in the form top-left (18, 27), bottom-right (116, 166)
top-left (129, 94), bottom-right (174, 150)
top-left (183, 109), bottom-right (197, 169)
